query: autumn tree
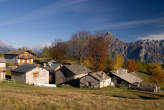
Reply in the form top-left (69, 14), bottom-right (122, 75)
top-left (49, 40), bottom-right (68, 62)
top-left (148, 63), bottom-right (164, 86)
top-left (18, 47), bottom-right (28, 51)
top-left (104, 54), bottom-right (111, 72)
top-left (136, 61), bottom-right (148, 73)
top-left (41, 47), bottom-right (50, 58)
top-left (147, 63), bottom-right (162, 75)
top-left (126, 59), bottom-right (138, 72)
top-left (86, 33), bottom-right (109, 71)
top-left (69, 31), bottom-right (91, 64)
top-left (109, 53), bottom-right (124, 70)
top-left (0, 52), bottom-right (3, 57)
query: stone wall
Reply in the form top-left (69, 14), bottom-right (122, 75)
top-left (12, 73), bottom-right (26, 83)
top-left (80, 75), bottom-right (100, 88)
top-left (26, 67), bottom-right (49, 84)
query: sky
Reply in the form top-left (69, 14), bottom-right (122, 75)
top-left (0, 0), bottom-right (164, 48)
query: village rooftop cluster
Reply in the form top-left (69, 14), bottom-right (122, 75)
top-left (0, 49), bottom-right (159, 92)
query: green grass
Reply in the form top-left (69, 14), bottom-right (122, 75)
top-left (0, 81), bottom-right (164, 110)
top-left (137, 72), bottom-right (164, 88)
top-left (137, 72), bottom-right (153, 84)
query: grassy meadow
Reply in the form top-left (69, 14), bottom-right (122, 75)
top-left (0, 81), bottom-right (164, 110)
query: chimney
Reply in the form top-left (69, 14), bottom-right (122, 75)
top-left (116, 70), bottom-right (118, 74)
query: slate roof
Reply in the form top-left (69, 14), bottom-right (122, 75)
top-left (12, 64), bottom-right (37, 73)
top-left (5, 50), bottom-right (24, 55)
top-left (37, 59), bottom-right (56, 63)
top-left (89, 71), bottom-right (110, 81)
top-left (110, 69), bottom-right (142, 84)
top-left (46, 63), bottom-right (61, 71)
top-left (5, 50), bottom-right (36, 56)
top-left (64, 64), bottom-right (91, 75)
top-left (0, 58), bottom-right (6, 63)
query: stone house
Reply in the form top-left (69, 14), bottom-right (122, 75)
top-left (45, 63), bottom-right (62, 84)
top-left (11, 64), bottom-right (49, 84)
top-left (109, 69), bottom-right (160, 92)
top-left (4, 50), bottom-right (36, 65)
top-left (0, 58), bottom-right (6, 81)
top-left (79, 71), bottom-right (114, 88)
top-left (130, 83), bottom-right (160, 92)
top-left (108, 69), bottom-right (142, 87)
top-left (54, 64), bottom-right (91, 85)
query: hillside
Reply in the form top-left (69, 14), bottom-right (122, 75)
top-left (0, 46), bottom-right (12, 53)
top-left (0, 81), bottom-right (164, 110)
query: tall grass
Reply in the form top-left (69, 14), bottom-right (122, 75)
top-left (0, 81), bottom-right (164, 110)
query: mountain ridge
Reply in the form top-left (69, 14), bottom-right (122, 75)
top-left (0, 40), bottom-right (13, 53)
top-left (105, 32), bottom-right (164, 63)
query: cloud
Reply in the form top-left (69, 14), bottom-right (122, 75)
top-left (0, 0), bottom-right (88, 26)
top-left (101, 17), bottom-right (164, 29)
top-left (137, 33), bottom-right (164, 40)
top-left (11, 41), bottom-right (51, 49)
top-left (26, 43), bottom-right (51, 50)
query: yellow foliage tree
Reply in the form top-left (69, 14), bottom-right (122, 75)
top-left (148, 63), bottom-right (164, 86)
top-left (109, 54), bottom-right (124, 70)
top-left (83, 58), bottom-right (90, 67)
top-left (0, 52), bottom-right (3, 58)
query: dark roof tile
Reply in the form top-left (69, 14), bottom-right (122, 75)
top-left (89, 71), bottom-right (110, 81)
top-left (46, 64), bottom-right (61, 71)
top-left (5, 50), bottom-right (36, 56)
top-left (12, 64), bottom-right (37, 73)
top-left (64, 64), bottom-right (91, 75)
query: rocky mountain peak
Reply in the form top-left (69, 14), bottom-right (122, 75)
top-left (105, 32), bottom-right (118, 41)
top-left (103, 32), bottom-right (164, 63)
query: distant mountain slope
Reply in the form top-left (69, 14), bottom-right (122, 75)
top-left (132, 40), bottom-right (164, 63)
top-left (105, 32), bottom-right (127, 57)
top-left (105, 33), bottom-right (164, 63)
top-left (0, 40), bottom-right (13, 53)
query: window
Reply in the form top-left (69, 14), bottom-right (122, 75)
top-left (33, 73), bottom-right (38, 78)
top-left (25, 59), bottom-right (27, 64)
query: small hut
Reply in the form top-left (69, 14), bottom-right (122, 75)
top-left (11, 64), bottom-right (49, 84)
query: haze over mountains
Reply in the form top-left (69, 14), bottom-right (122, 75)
top-left (0, 40), bottom-right (50, 54)
top-left (0, 40), bottom-right (13, 52)
top-left (1, 32), bottom-right (164, 63)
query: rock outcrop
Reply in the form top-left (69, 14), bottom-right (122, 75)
top-left (105, 32), bottom-right (164, 63)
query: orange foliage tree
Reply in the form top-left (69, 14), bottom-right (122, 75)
top-left (49, 40), bottom-right (68, 62)
top-left (86, 33), bottom-right (109, 71)
top-left (126, 59), bottom-right (138, 72)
